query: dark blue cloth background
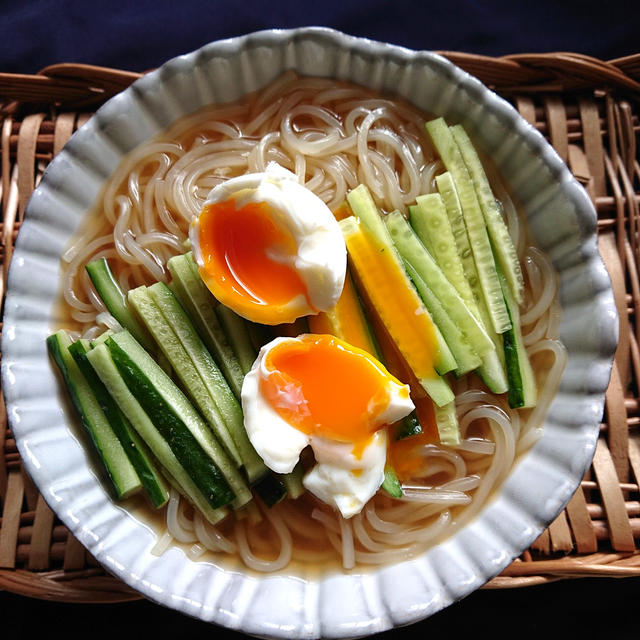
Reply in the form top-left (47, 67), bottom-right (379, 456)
top-left (2, 2), bottom-right (640, 639)
top-left (2, 0), bottom-right (639, 73)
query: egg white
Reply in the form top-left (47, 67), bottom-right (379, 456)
top-left (190, 163), bottom-right (347, 320)
top-left (241, 336), bottom-right (415, 518)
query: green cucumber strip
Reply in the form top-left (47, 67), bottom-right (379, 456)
top-left (385, 210), bottom-right (494, 357)
top-left (107, 330), bottom-right (252, 508)
top-left (502, 321), bottom-right (523, 408)
top-left (410, 192), bottom-right (478, 318)
top-left (435, 172), bottom-right (483, 310)
top-left (107, 337), bottom-right (238, 510)
top-left (433, 400), bottom-right (460, 447)
top-left (346, 184), bottom-right (392, 247)
top-left (403, 261), bottom-right (481, 376)
top-left (128, 285), bottom-right (243, 468)
top-left (425, 119), bottom-right (510, 334)
top-left (395, 411), bottom-right (422, 440)
top-left (90, 330), bottom-right (114, 349)
top-left (69, 340), bottom-right (169, 508)
top-left (215, 304), bottom-right (258, 374)
top-left (282, 462), bottom-right (305, 499)
top-left (47, 330), bottom-right (141, 500)
top-left (436, 172), bottom-right (509, 393)
top-left (408, 205), bottom-right (435, 257)
top-left (419, 372), bottom-right (455, 408)
top-left (451, 124), bottom-right (524, 304)
top-left (253, 474), bottom-right (287, 508)
top-left (147, 282), bottom-right (267, 483)
top-left (476, 338), bottom-right (509, 395)
top-left (184, 250), bottom-right (202, 279)
top-left (499, 272), bottom-right (537, 408)
top-left (85, 258), bottom-right (155, 352)
top-left (87, 343), bottom-right (229, 524)
top-left (167, 253), bottom-right (245, 399)
top-left (381, 466), bottom-right (403, 498)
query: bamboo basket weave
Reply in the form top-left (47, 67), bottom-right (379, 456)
top-left (0, 51), bottom-right (639, 603)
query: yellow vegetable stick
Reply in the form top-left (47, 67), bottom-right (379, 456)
top-left (340, 216), bottom-right (453, 407)
top-left (308, 269), bottom-right (378, 357)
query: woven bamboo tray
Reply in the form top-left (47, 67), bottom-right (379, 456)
top-left (1, 51), bottom-right (639, 603)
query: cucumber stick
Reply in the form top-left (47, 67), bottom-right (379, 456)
top-left (403, 260), bottom-right (481, 376)
top-left (86, 342), bottom-right (229, 524)
top-left (395, 411), bottom-right (422, 440)
top-left (410, 193), bottom-right (478, 317)
top-left (166, 253), bottom-right (245, 398)
top-left (435, 172), bottom-right (483, 309)
top-left (450, 124), bottom-right (524, 305)
top-left (128, 284), bottom-right (243, 467)
top-left (433, 401), bottom-right (460, 447)
top-left (90, 330), bottom-right (114, 348)
top-left (382, 466), bottom-right (403, 498)
top-left (436, 172), bottom-right (509, 394)
top-left (215, 304), bottom-right (258, 375)
top-left (499, 273), bottom-right (537, 408)
top-left (252, 474), bottom-right (287, 508)
top-left (146, 282), bottom-right (267, 482)
top-left (384, 210), bottom-right (493, 357)
top-left (47, 330), bottom-right (141, 500)
top-left (346, 184), bottom-right (392, 248)
top-left (282, 462), bottom-right (305, 499)
top-left (107, 330), bottom-right (252, 508)
top-left (85, 258), bottom-right (155, 353)
top-left (69, 340), bottom-right (169, 508)
top-left (425, 118), bottom-right (510, 334)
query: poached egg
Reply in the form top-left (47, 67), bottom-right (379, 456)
top-left (190, 164), bottom-right (346, 325)
top-left (242, 334), bottom-right (415, 518)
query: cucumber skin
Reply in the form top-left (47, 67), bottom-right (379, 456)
top-left (425, 119), bottom-right (511, 334)
top-left (87, 343), bottom-right (229, 525)
top-left (86, 258), bottom-right (155, 352)
top-left (450, 125), bottom-right (524, 305)
top-left (253, 474), bottom-right (287, 508)
top-left (503, 325), bottom-right (524, 408)
top-left (136, 283), bottom-right (244, 467)
top-left (215, 304), bottom-right (258, 375)
top-left (499, 274), bottom-right (537, 409)
top-left (69, 340), bottom-right (169, 508)
top-left (147, 282), bottom-right (267, 483)
top-left (167, 253), bottom-right (246, 398)
top-left (395, 412), bottom-right (423, 440)
top-left (436, 171), bottom-right (509, 394)
top-left (107, 336), bottom-right (236, 510)
top-left (47, 331), bottom-right (141, 500)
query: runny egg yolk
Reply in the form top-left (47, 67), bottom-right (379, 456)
top-left (259, 334), bottom-right (408, 457)
top-left (196, 199), bottom-right (312, 323)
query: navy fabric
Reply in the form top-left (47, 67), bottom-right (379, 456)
top-left (2, 0), bottom-right (639, 74)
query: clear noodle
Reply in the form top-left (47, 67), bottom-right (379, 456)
top-left (59, 74), bottom-right (566, 573)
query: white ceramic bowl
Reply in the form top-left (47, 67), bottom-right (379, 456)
top-left (2, 28), bottom-right (617, 638)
